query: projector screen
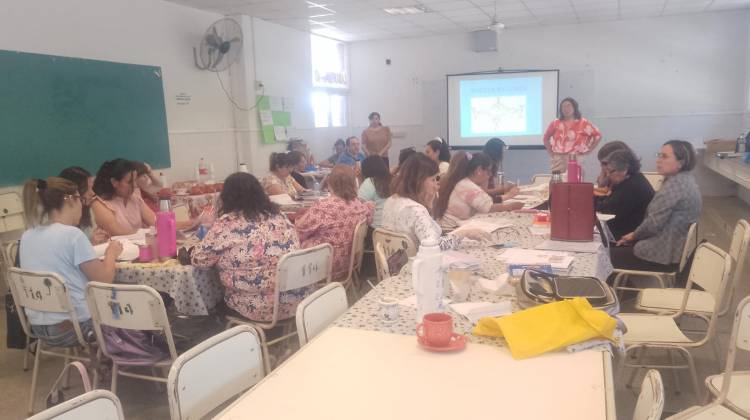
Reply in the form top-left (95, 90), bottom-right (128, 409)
top-left (447, 70), bottom-right (559, 148)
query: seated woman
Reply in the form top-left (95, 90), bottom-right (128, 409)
top-left (595, 140), bottom-right (631, 190)
top-left (134, 162), bottom-right (164, 214)
top-left (382, 153), bottom-right (488, 250)
top-left (424, 137), bottom-right (451, 177)
top-left (59, 166), bottom-right (109, 245)
top-left (261, 152), bottom-right (306, 199)
top-left (612, 140), bottom-right (701, 272)
top-left (482, 138), bottom-right (519, 201)
top-left (295, 165), bottom-right (374, 281)
top-left (19, 177), bottom-right (122, 347)
top-left (390, 147), bottom-right (417, 176)
top-left (595, 149), bottom-right (654, 240)
top-left (192, 172), bottom-right (308, 322)
top-left (320, 139), bottom-right (346, 168)
top-left (434, 152), bottom-right (524, 231)
top-left (91, 159), bottom-right (156, 236)
top-left (288, 151), bottom-right (309, 189)
top-left (358, 156), bottom-right (391, 229)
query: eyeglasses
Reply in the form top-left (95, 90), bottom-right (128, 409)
top-left (655, 152), bottom-right (672, 159)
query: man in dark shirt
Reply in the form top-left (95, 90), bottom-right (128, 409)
top-left (596, 149), bottom-right (655, 240)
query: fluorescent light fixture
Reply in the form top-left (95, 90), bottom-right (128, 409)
top-left (306, 1), bottom-right (335, 13)
top-left (383, 5), bottom-right (431, 15)
top-left (310, 13), bottom-right (335, 18)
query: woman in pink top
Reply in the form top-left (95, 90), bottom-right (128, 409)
top-left (542, 97), bottom-right (602, 172)
top-left (91, 159), bottom-right (156, 236)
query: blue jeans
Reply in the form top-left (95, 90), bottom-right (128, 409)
top-left (31, 319), bottom-right (96, 348)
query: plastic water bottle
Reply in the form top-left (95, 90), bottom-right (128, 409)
top-left (411, 239), bottom-right (445, 321)
top-left (197, 158), bottom-right (207, 182)
top-left (313, 178), bottom-right (321, 194)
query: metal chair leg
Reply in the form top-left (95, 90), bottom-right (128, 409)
top-left (678, 347), bottom-right (701, 403)
top-left (667, 349), bottom-right (682, 395)
top-left (627, 346), bottom-right (648, 389)
top-left (23, 336), bottom-right (31, 371)
top-left (63, 348), bottom-right (72, 389)
top-left (110, 363), bottom-right (119, 395)
top-left (27, 341), bottom-right (43, 414)
top-left (711, 335), bottom-right (723, 371)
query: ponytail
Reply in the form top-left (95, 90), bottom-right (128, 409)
top-left (22, 177), bottom-right (78, 228)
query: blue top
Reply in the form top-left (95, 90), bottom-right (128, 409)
top-left (20, 223), bottom-right (97, 325)
top-left (337, 152), bottom-right (365, 167)
top-left (357, 178), bottom-right (386, 228)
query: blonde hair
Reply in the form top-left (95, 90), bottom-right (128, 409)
top-left (327, 165), bottom-right (358, 201)
top-left (22, 177), bottom-right (78, 228)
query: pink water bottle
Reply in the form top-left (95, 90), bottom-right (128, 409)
top-left (156, 193), bottom-right (176, 261)
top-left (567, 153), bottom-right (581, 183)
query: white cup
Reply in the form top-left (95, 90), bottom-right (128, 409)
top-left (378, 297), bottom-right (400, 324)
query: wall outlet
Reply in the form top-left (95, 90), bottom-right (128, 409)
top-left (255, 80), bottom-right (264, 91)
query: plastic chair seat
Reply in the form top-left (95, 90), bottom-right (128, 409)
top-left (637, 288), bottom-right (716, 314)
top-left (705, 372), bottom-right (750, 416)
top-left (619, 314), bottom-right (692, 344)
top-left (666, 404), bottom-right (745, 419)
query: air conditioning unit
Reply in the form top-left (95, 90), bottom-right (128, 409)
top-left (471, 29), bottom-right (497, 52)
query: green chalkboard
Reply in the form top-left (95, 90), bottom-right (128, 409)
top-left (0, 50), bottom-right (170, 186)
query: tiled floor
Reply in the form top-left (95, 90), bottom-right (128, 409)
top-left (0, 196), bottom-right (748, 420)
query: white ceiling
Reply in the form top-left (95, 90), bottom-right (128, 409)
top-left (166, 0), bottom-right (750, 42)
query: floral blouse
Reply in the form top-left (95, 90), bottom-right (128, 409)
top-left (440, 178), bottom-right (494, 231)
top-left (295, 196), bottom-right (374, 281)
top-left (192, 211), bottom-right (311, 322)
top-left (261, 173), bottom-right (298, 199)
top-left (382, 195), bottom-right (461, 251)
top-left (543, 117), bottom-right (602, 154)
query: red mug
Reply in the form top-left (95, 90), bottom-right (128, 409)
top-left (416, 313), bottom-right (453, 347)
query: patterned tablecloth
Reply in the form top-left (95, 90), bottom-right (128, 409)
top-left (114, 261), bottom-right (224, 316)
top-left (334, 212), bottom-right (613, 347)
top-left (172, 192), bottom-right (220, 218)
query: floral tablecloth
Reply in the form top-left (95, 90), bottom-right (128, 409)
top-left (115, 261), bottom-right (223, 316)
top-left (334, 212), bottom-right (613, 347)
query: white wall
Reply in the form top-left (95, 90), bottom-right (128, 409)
top-left (350, 10), bottom-right (750, 183)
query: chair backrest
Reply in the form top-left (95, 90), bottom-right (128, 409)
top-left (728, 219), bottom-right (750, 285)
top-left (374, 242), bottom-right (391, 283)
top-left (276, 243), bottom-right (333, 293)
top-left (372, 228), bottom-right (417, 261)
top-left (295, 282), bottom-right (348, 346)
top-left (85, 282), bottom-right (178, 359)
top-left (0, 241), bottom-right (19, 295)
top-left (345, 220), bottom-right (368, 282)
top-left (167, 326), bottom-right (264, 420)
top-left (678, 222), bottom-right (698, 273)
top-left (712, 295), bottom-right (750, 407)
top-left (0, 191), bottom-right (25, 233)
top-left (642, 172), bottom-right (664, 191)
top-left (631, 369), bottom-right (664, 420)
top-left (27, 389), bottom-right (124, 420)
top-left (531, 174), bottom-right (551, 186)
top-left (7, 268), bottom-right (86, 344)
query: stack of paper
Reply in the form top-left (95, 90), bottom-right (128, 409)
top-left (534, 240), bottom-right (602, 253)
top-left (449, 301), bottom-right (513, 324)
top-left (453, 218), bottom-right (512, 234)
top-left (441, 250), bottom-right (481, 270)
top-left (269, 194), bottom-right (298, 206)
top-left (93, 240), bottom-right (140, 262)
top-left (497, 248), bottom-right (574, 270)
top-left (111, 228), bottom-right (150, 246)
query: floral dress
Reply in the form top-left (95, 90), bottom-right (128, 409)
top-left (295, 196), bottom-right (374, 281)
top-left (192, 211), bottom-right (311, 322)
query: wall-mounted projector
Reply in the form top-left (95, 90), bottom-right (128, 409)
top-left (470, 23), bottom-right (504, 53)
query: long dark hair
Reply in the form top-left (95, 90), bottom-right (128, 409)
top-left (559, 97), bottom-right (582, 120)
top-left (361, 156), bottom-right (391, 199)
top-left (59, 166), bottom-right (93, 228)
top-left (220, 172), bottom-right (279, 220)
top-left (93, 159), bottom-right (136, 200)
top-left (426, 138), bottom-right (451, 162)
top-left (391, 153), bottom-right (438, 206)
top-left (269, 152), bottom-right (292, 172)
top-left (483, 137), bottom-right (506, 177)
top-left (434, 152), bottom-right (494, 219)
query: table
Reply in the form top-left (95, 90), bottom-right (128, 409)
top-left (335, 212), bottom-right (613, 346)
top-left (216, 327), bottom-right (616, 420)
top-left (115, 261), bottom-right (223, 316)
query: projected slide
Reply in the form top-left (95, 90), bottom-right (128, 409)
top-left (459, 77), bottom-right (543, 138)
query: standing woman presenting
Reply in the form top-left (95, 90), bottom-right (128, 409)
top-left (542, 97), bottom-right (602, 173)
top-left (361, 112), bottom-right (392, 167)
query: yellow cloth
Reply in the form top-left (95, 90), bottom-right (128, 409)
top-left (472, 297), bottom-right (616, 359)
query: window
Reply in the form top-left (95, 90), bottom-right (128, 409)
top-left (311, 34), bottom-right (348, 128)
top-left (311, 91), bottom-right (347, 128)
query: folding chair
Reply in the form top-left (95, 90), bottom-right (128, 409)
top-left (167, 325), bottom-right (265, 420)
top-left (632, 369), bottom-right (665, 420)
top-left (374, 242), bottom-right (391, 283)
top-left (617, 243), bottom-right (732, 402)
top-left (642, 172), bottom-right (665, 191)
top-left (613, 222), bottom-right (698, 293)
top-left (703, 295), bottom-right (750, 417)
top-left (636, 219), bottom-right (749, 317)
top-left (7, 268), bottom-right (96, 415)
top-left (27, 389), bottom-right (124, 420)
top-left (340, 220), bottom-right (368, 296)
top-left (295, 282), bottom-right (348, 346)
top-left (85, 282), bottom-right (179, 395)
top-left (226, 243), bottom-right (333, 373)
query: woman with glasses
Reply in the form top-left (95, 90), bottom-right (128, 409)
top-left (542, 97), bottom-right (602, 172)
top-left (91, 159), bottom-right (156, 236)
top-left (59, 166), bottom-right (110, 245)
top-left (611, 140), bottom-right (701, 272)
top-left (19, 177), bottom-right (123, 346)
